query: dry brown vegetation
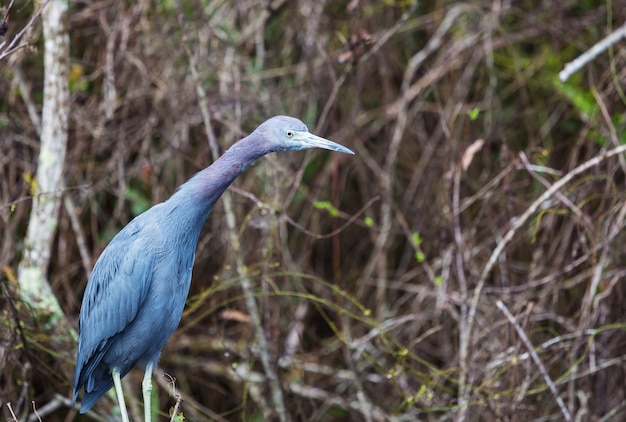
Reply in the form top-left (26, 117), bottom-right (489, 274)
top-left (2, 0), bottom-right (626, 421)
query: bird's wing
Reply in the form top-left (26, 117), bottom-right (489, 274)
top-left (74, 217), bottom-right (163, 388)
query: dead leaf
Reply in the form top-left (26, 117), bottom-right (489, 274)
top-left (219, 309), bottom-right (253, 324)
top-left (461, 139), bottom-right (485, 171)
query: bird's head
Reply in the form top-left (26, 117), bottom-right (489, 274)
top-left (254, 115), bottom-right (355, 155)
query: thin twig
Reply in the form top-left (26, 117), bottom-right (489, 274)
top-left (559, 21), bottom-right (626, 82)
top-left (453, 162), bottom-right (471, 420)
top-left (283, 196), bottom-right (379, 239)
top-left (592, 88), bottom-right (626, 174)
top-left (479, 143), bottom-right (626, 287)
top-left (461, 144), bottom-right (626, 412)
top-left (496, 300), bottom-right (572, 421)
top-left (164, 374), bottom-right (183, 422)
top-left (25, 395), bottom-right (71, 422)
top-left (7, 402), bottom-right (18, 422)
top-left (287, 383), bottom-right (391, 422)
top-left (31, 401), bottom-right (41, 422)
top-left (173, 3), bottom-right (288, 421)
top-left (0, 0), bottom-right (51, 61)
top-left (64, 195), bottom-right (92, 279)
top-left (359, 1), bottom-right (464, 318)
top-left (11, 64), bottom-right (41, 135)
top-left (518, 152), bottom-right (591, 228)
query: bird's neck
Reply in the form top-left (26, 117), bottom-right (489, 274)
top-left (165, 133), bottom-right (268, 227)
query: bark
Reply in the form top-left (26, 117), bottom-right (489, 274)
top-left (17, 0), bottom-right (71, 333)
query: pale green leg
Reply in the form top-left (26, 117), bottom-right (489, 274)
top-left (142, 362), bottom-right (154, 422)
top-left (112, 368), bottom-right (130, 422)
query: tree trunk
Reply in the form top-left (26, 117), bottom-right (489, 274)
top-left (17, 0), bottom-right (71, 334)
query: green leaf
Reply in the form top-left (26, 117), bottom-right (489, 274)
top-left (22, 172), bottom-right (37, 195)
top-left (364, 216), bottom-right (374, 227)
top-left (411, 232), bottom-right (422, 247)
top-left (125, 186), bottom-right (152, 217)
top-left (553, 79), bottom-right (598, 120)
top-left (313, 200), bottom-right (339, 217)
top-left (415, 251), bottom-right (425, 263)
top-left (169, 408), bottom-right (185, 422)
top-left (468, 107), bottom-right (480, 121)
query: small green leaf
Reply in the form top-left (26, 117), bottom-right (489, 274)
top-left (69, 64), bottom-right (90, 93)
top-left (554, 80), bottom-right (598, 121)
top-left (313, 200), bottom-right (339, 217)
top-left (364, 216), bottom-right (374, 227)
top-left (411, 232), bottom-right (422, 247)
top-left (468, 107), bottom-right (480, 121)
top-left (415, 251), bottom-right (425, 263)
top-left (169, 409), bottom-right (185, 422)
top-left (313, 200), bottom-right (330, 210)
top-left (434, 275), bottom-right (443, 285)
top-left (22, 172), bottom-right (37, 195)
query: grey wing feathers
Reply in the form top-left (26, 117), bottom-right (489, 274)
top-left (73, 219), bottom-right (156, 396)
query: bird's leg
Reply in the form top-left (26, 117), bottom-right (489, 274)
top-left (112, 368), bottom-right (130, 422)
top-left (142, 362), bottom-right (154, 422)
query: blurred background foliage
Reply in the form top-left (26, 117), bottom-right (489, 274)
top-left (2, 0), bottom-right (626, 420)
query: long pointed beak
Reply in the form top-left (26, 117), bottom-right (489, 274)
top-left (299, 132), bottom-right (355, 155)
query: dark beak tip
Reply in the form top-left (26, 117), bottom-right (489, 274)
top-left (337, 147), bottom-right (355, 155)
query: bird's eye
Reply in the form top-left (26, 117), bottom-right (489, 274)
top-left (285, 131), bottom-right (294, 138)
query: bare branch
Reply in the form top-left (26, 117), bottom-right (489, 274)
top-left (559, 21), bottom-right (626, 82)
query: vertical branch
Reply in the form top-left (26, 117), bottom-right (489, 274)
top-left (174, 3), bottom-right (288, 420)
top-left (496, 301), bottom-right (572, 421)
top-left (17, 0), bottom-right (71, 332)
top-left (357, 2), bottom-right (462, 319)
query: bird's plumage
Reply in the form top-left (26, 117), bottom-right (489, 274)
top-left (72, 116), bottom-right (353, 413)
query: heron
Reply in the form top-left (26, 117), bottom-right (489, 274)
top-left (72, 116), bottom-right (354, 421)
